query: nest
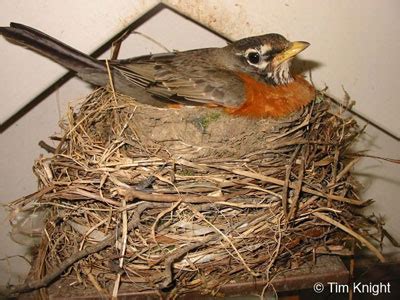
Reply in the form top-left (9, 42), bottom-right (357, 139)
top-left (8, 88), bottom-right (384, 298)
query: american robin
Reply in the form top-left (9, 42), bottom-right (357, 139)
top-left (0, 23), bottom-right (315, 118)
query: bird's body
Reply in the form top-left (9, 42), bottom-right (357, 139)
top-left (0, 23), bottom-right (315, 118)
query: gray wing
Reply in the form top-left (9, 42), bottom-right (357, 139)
top-left (110, 50), bottom-right (245, 108)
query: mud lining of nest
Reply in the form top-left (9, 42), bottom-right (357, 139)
top-left (8, 88), bottom-right (384, 297)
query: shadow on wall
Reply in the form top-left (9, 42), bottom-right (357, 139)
top-left (291, 58), bottom-right (323, 78)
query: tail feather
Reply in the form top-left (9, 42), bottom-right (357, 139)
top-left (0, 23), bottom-right (106, 78)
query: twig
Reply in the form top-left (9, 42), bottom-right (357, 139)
top-left (112, 198), bottom-right (128, 298)
top-left (328, 149), bottom-right (340, 207)
top-left (118, 188), bottom-right (229, 203)
top-left (159, 239), bottom-right (213, 289)
top-left (38, 141), bottom-right (56, 153)
top-left (287, 158), bottom-right (305, 221)
top-left (349, 153), bottom-right (400, 164)
top-left (313, 212), bottom-right (385, 262)
top-left (105, 59), bottom-right (117, 102)
top-left (335, 157), bottom-right (360, 182)
top-left (282, 145), bottom-right (300, 215)
top-left (151, 200), bottom-right (182, 244)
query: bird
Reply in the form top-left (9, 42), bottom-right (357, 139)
top-left (0, 23), bottom-right (315, 118)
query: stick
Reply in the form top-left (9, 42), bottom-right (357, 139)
top-left (118, 188), bottom-right (229, 203)
top-left (313, 212), bottom-right (385, 262)
top-left (287, 158), bottom-right (305, 221)
top-left (282, 145), bottom-right (300, 215)
top-left (159, 239), bottom-right (212, 289)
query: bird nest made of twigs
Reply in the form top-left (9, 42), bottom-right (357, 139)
top-left (7, 87), bottom-right (384, 298)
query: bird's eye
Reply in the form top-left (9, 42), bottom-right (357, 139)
top-left (246, 51), bottom-right (260, 64)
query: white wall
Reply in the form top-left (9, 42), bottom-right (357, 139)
top-left (0, 0), bottom-right (399, 286)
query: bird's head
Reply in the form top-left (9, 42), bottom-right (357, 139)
top-left (227, 33), bottom-right (310, 85)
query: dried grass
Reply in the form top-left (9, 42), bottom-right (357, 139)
top-left (6, 87), bottom-right (385, 297)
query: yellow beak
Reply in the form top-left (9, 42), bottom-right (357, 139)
top-left (273, 41), bottom-right (310, 66)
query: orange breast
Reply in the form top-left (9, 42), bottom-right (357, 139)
top-left (225, 73), bottom-right (316, 118)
